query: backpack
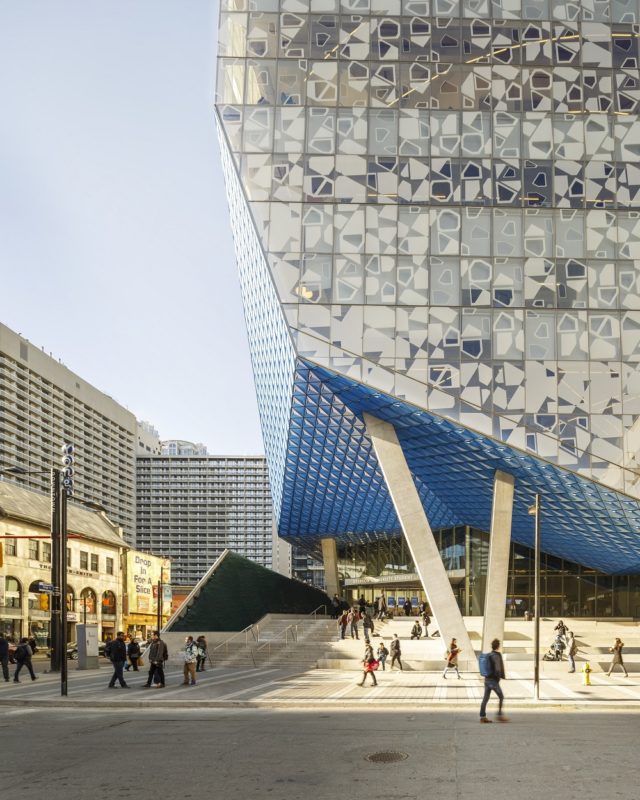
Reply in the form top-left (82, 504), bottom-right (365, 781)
top-left (478, 652), bottom-right (494, 678)
top-left (15, 645), bottom-right (28, 662)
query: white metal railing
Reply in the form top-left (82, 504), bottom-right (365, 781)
top-left (210, 622), bottom-right (260, 666)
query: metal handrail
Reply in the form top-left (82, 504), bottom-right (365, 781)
top-left (253, 622), bottom-right (301, 661)
top-left (211, 622), bottom-right (260, 658)
top-left (309, 604), bottom-right (327, 619)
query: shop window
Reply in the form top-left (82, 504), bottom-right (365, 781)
top-left (102, 591), bottom-right (116, 616)
top-left (4, 577), bottom-right (22, 608)
top-left (80, 588), bottom-right (97, 615)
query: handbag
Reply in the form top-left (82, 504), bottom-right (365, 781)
top-left (137, 656), bottom-right (144, 667)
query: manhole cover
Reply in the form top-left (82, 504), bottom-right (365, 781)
top-left (365, 751), bottom-right (409, 764)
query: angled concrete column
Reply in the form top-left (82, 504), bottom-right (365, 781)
top-left (321, 537), bottom-right (340, 600)
top-left (481, 470), bottom-right (515, 654)
top-left (363, 413), bottom-right (476, 670)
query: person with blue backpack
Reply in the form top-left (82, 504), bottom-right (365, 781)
top-left (479, 638), bottom-right (508, 723)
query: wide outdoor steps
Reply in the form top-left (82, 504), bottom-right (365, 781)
top-left (165, 615), bottom-right (640, 672)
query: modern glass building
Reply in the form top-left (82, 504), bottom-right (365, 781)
top-left (216, 0), bottom-right (640, 619)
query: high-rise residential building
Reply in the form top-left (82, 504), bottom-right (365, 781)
top-left (136, 450), bottom-right (279, 585)
top-left (0, 323), bottom-right (137, 542)
top-left (161, 440), bottom-right (209, 457)
top-left (217, 2), bottom-right (640, 623)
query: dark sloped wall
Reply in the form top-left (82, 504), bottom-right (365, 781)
top-left (169, 551), bottom-right (331, 632)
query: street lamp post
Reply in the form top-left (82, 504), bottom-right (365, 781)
top-left (528, 493), bottom-right (541, 701)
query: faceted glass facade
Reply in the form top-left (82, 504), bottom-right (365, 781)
top-left (217, 0), bottom-right (640, 576)
top-left (338, 532), bottom-right (640, 616)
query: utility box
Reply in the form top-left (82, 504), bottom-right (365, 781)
top-left (76, 624), bottom-right (99, 670)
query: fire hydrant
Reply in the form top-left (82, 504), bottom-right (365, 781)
top-left (582, 662), bottom-right (592, 686)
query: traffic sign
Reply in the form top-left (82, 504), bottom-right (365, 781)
top-left (38, 582), bottom-right (56, 593)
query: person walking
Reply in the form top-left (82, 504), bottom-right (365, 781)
top-left (143, 630), bottom-right (168, 688)
top-left (442, 638), bottom-right (462, 679)
top-left (566, 631), bottom-right (577, 673)
top-left (0, 634), bottom-right (10, 682)
top-left (337, 610), bottom-right (349, 640)
top-left (13, 638), bottom-right (37, 683)
top-left (331, 594), bottom-right (341, 619)
top-left (376, 641), bottom-right (389, 671)
top-left (403, 598), bottom-right (412, 617)
top-left (607, 637), bottom-right (628, 677)
top-left (362, 611), bottom-right (374, 642)
top-left (182, 636), bottom-right (199, 685)
top-left (358, 595), bottom-right (367, 615)
top-left (348, 608), bottom-right (360, 640)
top-left (358, 643), bottom-right (378, 687)
top-left (127, 638), bottom-right (141, 671)
top-left (196, 636), bottom-right (208, 672)
top-left (390, 634), bottom-right (403, 670)
top-left (377, 596), bottom-right (387, 620)
top-left (410, 621), bottom-right (422, 640)
top-left (479, 638), bottom-right (508, 723)
top-left (107, 631), bottom-right (129, 689)
top-left (422, 610), bottom-right (431, 637)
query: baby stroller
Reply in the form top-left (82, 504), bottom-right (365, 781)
top-left (542, 635), bottom-right (565, 661)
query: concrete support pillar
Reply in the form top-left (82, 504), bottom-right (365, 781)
top-left (481, 470), bottom-right (515, 654)
top-left (321, 537), bottom-right (340, 600)
top-left (363, 413), bottom-right (476, 670)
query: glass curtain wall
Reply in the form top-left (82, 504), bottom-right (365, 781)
top-left (337, 528), bottom-right (640, 618)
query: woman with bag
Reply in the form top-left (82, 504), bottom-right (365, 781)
top-left (127, 638), bottom-right (141, 671)
top-left (357, 644), bottom-right (379, 687)
top-left (607, 637), bottom-right (628, 677)
top-left (442, 637), bottom-right (462, 679)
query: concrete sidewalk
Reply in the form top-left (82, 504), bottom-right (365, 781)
top-left (2, 659), bottom-right (640, 709)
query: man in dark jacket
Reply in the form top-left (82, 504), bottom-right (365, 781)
top-left (107, 631), bottom-right (129, 689)
top-left (143, 631), bottom-right (168, 688)
top-left (13, 638), bottom-right (37, 682)
top-left (479, 638), bottom-right (508, 723)
top-left (0, 634), bottom-right (10, 682)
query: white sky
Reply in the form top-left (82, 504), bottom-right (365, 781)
top-left (0, 1), bottom-right (265, 453)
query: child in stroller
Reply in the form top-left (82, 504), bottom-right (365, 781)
top-left (542, 634), bottom-right (566, 661)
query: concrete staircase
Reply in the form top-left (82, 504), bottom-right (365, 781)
top-left (163, 615), bottom-right (640, 674)
top-left (163, 614), bottom-right (338, 670)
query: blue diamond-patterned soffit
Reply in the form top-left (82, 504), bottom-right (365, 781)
top-left (279, 360), bottom-right (640, 575)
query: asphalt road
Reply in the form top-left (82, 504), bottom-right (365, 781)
top-left (1, 707), bottom-right (638, 800)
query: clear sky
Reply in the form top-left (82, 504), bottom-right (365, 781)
top-left (0, 1), bottom-right (265, 454)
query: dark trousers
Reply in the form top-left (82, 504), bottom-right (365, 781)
top-left (14, 660), bottom-right (36, 681)
top-left (480, 679), bottom-right (504, 717)
top-left (196, 656), bottom-right (206, 672)
top-left (1, 656), bottom-right (9, 681)
top-left (108, 660), bottom-right (127, 687)
top-left (146, 662), bottom-right (165, 686)
top-left (391, 653), bottom-right (403, 670)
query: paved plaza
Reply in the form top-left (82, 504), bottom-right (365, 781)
top-left (2, 659), bottom-right (640, 709)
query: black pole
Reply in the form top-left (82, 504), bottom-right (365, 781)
top-left (156, 580), bottom-right (162, 632)
top-left (49, 469), bottom-right (61, 673)
top-left (534, 493), bottom-right (541, 702)
top-left (60, 488), bottom-right (68, 697)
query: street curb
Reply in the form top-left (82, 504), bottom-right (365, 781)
top-left (0, 698), bottom-right (639, 711)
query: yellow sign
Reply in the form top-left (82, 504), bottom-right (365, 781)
top-left (126, 551), bottom-right (171, 615)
